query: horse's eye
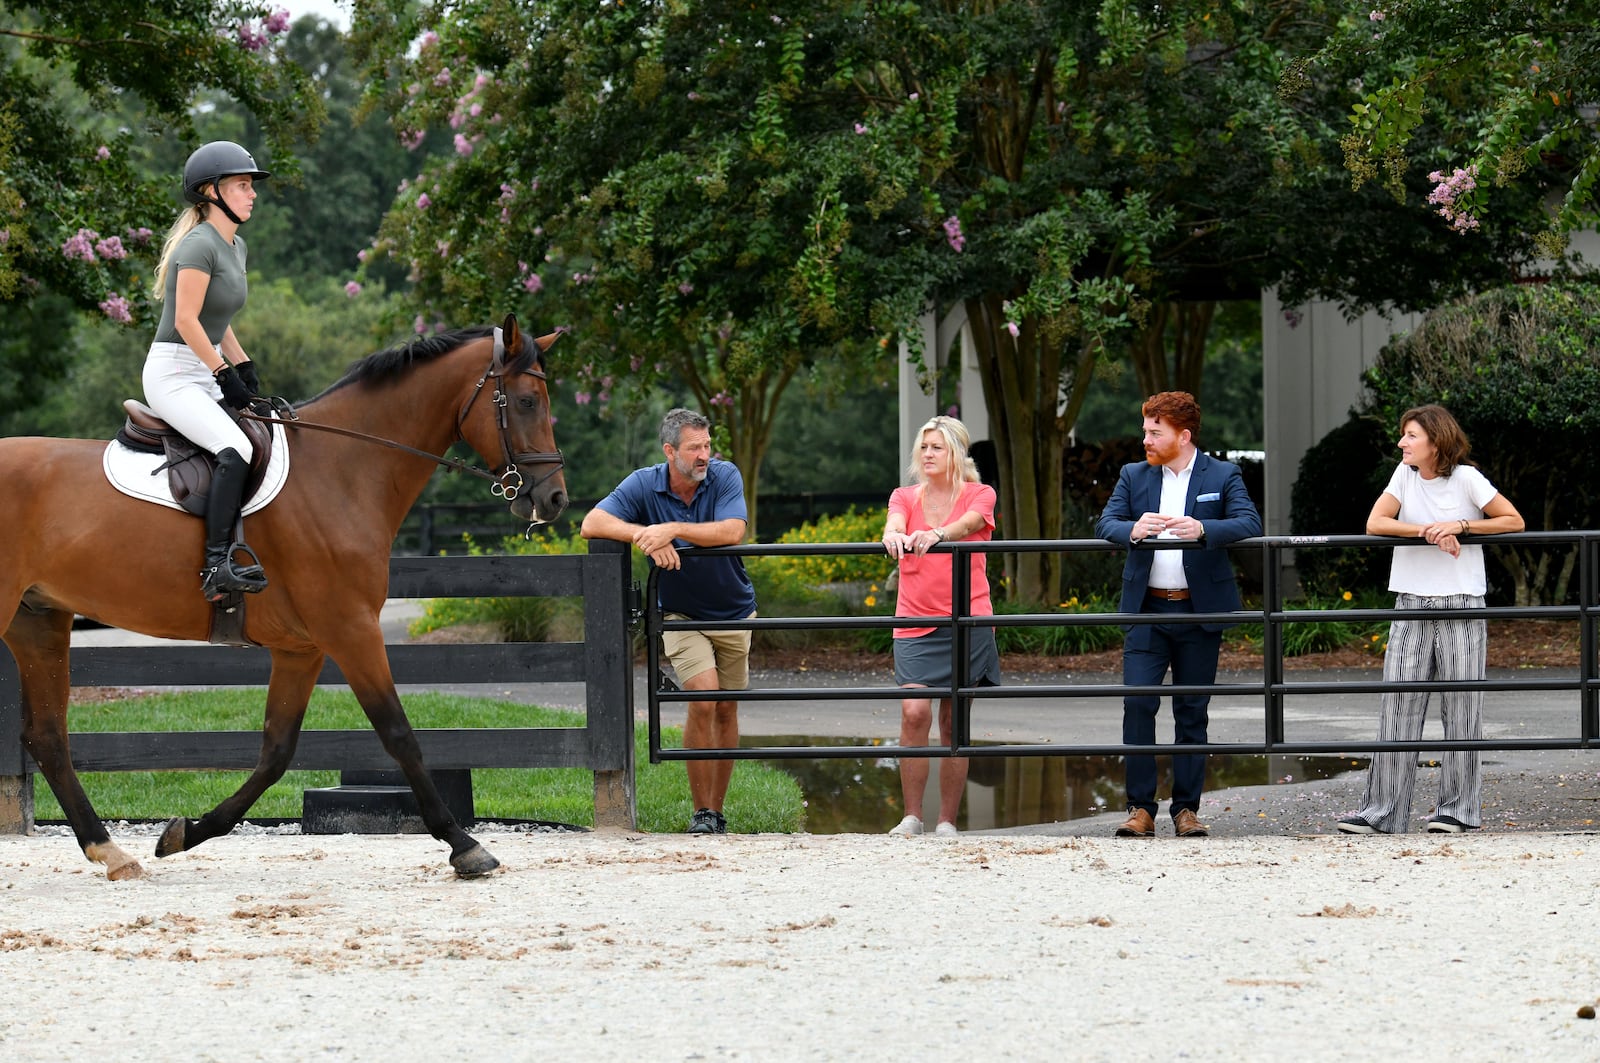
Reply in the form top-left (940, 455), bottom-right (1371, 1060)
top-left (518, 395), bottom-right (539, 409)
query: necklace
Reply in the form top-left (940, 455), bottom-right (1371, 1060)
top-left (921, 481), bottom-right (961, 523)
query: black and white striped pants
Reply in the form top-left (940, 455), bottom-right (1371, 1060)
top-left (1354, 593), bottom-right (1486, 833)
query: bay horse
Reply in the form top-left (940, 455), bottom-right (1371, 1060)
top-left (0, 313), bottom-right (567, 880)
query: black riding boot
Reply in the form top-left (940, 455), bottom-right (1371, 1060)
top-left (199, 447), bottom-right (268, 601)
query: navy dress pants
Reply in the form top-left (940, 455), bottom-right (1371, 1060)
top-left (1121, 597), bottom-right (1222, 818)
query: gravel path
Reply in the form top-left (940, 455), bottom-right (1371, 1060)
top-left (3, 829), bottom-right (1599, 1061)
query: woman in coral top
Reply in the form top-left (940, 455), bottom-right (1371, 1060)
top-left (880, 416), bottom-right (1000, 837)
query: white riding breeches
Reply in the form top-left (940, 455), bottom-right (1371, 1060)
top-left (142, 342), bottom-right (253, 460)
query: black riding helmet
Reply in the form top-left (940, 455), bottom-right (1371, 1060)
top-left (182, 141), bottom-right (270, 223)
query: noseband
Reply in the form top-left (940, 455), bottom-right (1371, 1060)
top-left (239, 327), bottom-right (564, 504)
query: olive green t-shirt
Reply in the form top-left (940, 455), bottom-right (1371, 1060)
top-left (153, 222), bottom-right (249, 347)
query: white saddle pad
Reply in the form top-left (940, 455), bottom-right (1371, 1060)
top-left (102, 419), bottom-right (291, 515)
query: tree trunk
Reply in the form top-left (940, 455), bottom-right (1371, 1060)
top-left (1130, 300), bottom-right (1216, 402)
top-left (966, 293), bottom-right (1070, 606)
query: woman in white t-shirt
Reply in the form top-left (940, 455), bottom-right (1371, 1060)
top-left (1337, 405), bottom-right (1524, 835)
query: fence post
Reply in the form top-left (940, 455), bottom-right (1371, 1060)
top-left (0, 644), bottom-right (33, 834)
top-left (585, 539), bottom-right (637, 828)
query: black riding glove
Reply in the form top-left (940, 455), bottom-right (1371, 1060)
top-left (235, 360), bottom-right (261, 396)
top-left (214, 365), bottom-right (254, 410)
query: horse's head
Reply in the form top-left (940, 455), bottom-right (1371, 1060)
top-left (460, 313), bottom-right (569, 524)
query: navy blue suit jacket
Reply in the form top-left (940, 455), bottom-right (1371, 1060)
top-left (1094, 452), bottom-right (1262, 631)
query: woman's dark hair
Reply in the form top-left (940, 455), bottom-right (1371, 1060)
top-left (1400, 404), bottom-right (1473, 478)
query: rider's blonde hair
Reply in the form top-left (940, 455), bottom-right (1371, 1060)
top-left (152, 202), bottom-right (209, 299)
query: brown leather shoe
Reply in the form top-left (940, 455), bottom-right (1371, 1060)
top-left (1114, 808), bottom-right (1155, 837)
top-left (1173, 809), bottom-right (1209, 837)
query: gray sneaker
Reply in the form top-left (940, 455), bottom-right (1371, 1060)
top-left (687, 808), bottom-right (727, 835)
top-left (1336, 815), bottom-right (1386, 835)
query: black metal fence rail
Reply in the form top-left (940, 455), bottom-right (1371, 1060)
top-left (647, 531), bottom-right (1599, 764)
top-left (0, 543), bottom-right (637, 832)
top-left (396, 491), bottom-right (884, 554)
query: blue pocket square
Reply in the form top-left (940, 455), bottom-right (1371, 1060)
top-left (1196, 492), bottom-right (1221, 503)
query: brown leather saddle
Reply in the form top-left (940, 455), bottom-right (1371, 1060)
top-left (116, 399), bottom-right (276, 516)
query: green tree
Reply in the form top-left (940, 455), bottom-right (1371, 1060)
top-left (347, 1), bottom-right (1564, 601)
top-left (1303, 1), bottom-right (1600, 245)
top-left (1358, 281), bottom-right (1600, 605)
top-left (0, 2), bottom-right (326, 423)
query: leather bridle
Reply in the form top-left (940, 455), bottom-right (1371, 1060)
top-left (239, 326), bottom-right (564, 503)
top-left (455, 325), bottom-right (566, 500)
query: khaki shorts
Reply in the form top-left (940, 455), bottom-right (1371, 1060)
top-left (662, 611), bottom-right (755, 690)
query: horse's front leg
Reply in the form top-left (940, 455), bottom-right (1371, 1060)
top-left (155, 646), bottom-right (322, 860)
top-left (335, 639), bottom-right (499, 877)
top-left (4, 606), bottom-right (143, 880)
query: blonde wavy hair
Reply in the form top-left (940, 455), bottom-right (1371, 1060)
top-left (151, 202), bottom-right (210, 299)
top-left (905, 415), bottom-right (980, 485)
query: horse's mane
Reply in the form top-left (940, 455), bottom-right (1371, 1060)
top-left (300, 325), bottom-right (544, 405)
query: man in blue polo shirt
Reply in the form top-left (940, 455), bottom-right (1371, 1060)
top-left (581, 408), bottom-right (757, 834)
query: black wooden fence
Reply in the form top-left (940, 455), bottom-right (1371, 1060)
top-left (0, 541), bottom-right (636, 833)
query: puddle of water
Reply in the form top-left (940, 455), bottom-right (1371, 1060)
top-left (744, 736), bottom-right (1367, 834)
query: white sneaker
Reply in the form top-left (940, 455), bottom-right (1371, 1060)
top-left (888, 815), bottom-right (923, 836)
top-left (934, 821), bottom-right (959, 837)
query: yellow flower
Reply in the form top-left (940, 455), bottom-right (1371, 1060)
top-left (864, 595), bottom-right (877, 607)
top-left (1342, 590), bottom-right (1353, 601)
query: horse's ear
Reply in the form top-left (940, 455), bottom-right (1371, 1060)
top-left (534, 331), bottom-right (561, 353)
top-left (501, 313), bottom-right (522, 356)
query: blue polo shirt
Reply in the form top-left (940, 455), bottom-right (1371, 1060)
top-left (594, 458), bottom-right (757, 621)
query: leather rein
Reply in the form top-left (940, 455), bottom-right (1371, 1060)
top-left (237, 328), bottom-right (564, 502)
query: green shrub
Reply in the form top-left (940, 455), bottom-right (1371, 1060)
top-left (411, 528), bottom-right (591, 641)
top-left (992, 595), bottom-right (1123, 656)
top-left (759, 505), bottom-right (894, 587)
top-left (1232, 589), bottom-right (1390, 657)
top-left (1289, 415), bottom-right (1394, 598)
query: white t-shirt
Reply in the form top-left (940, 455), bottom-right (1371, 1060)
top-left (1382, 463), bottom-right (1500, 596)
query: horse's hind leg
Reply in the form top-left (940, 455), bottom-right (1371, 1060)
top-left (3, 605), bottom-right (143, 879)
top-left (333, 636), bottom-right (499, 877)
top-left (155, 646), bottom-right (323, 859)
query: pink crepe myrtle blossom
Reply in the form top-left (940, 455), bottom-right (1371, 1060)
top-left (414, 314), bottom-right (428, 334)
top-left (237, 22), bottom-right (268, 50)
top-left (98, 292), bottom-right (132, 324)
top-left (854, 123), bottom-right (868, 134)
top-left (416, 193), bottom-right (431, 209)
top-left (61, 228), bottom-right (98, 261)
top-left (126, 226), bottom-right (153, 246)
top-left (1426, 165), bottom-right (1481, 232)
top-left (453, 133), bottom-right (474, 156)
top-left (94, 236), bottom-right (126, 261)
top-left (345, 281), bottom-right (363, 297)
top-left (678, 282), bottom-right (694, 295)
top-left (95, 145), bottom-right (110, 161)
top-left (1369, 9), bottom-right (1386, 20)
top-left (1006, 321), bottom-right (1020, 338)
top-left (942, 216), bottom-right (965, 252)
top-left (400, 129), bottom-right (426, 151)
top-left (574, 391), bottom-right (592, 405)
top-left (266, 8), bottom-right (291, 33)
top-left (522, 272), bottom-right (544, 293)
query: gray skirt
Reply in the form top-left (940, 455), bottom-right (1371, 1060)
top-left (893, 627), bottom-right (1001, 688)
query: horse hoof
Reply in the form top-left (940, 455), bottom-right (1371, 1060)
top-left (450, 844), bottom-right (500, 878)
top-left (107, 859), bottom-right (146, 881)
top-left (154, 817), bottom-right (187, 858)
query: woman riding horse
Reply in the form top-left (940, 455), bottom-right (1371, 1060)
top-left (145, 140), bottom-right (272, 601)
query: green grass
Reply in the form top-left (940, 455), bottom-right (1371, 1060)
top-left (39, 689), bottom-right (804, 833)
